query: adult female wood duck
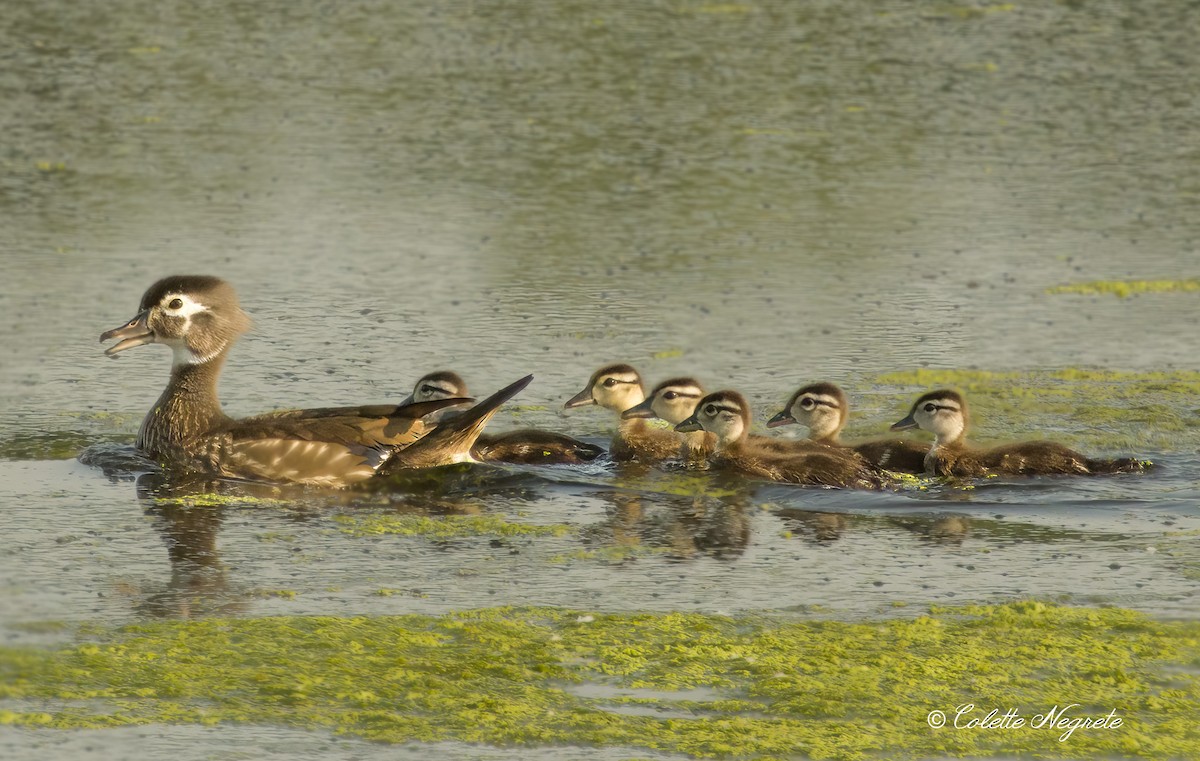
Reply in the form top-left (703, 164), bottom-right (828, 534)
top-left (100, 275), bottom-right (531, 487)
top-left (767, 382), bottom-right (929, 473)
top-left (890, 389), bottom-right (1149, 478)
top-left (676, 390), bottom-right (886, 489)
top-left (401, 371), bottom-right (604, 464)
top-left (563, 364), bottom-right (678, 463)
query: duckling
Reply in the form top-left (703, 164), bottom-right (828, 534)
top-left (564, 364), bottom-right (678, 463)
top-left (767, 382), bottom-right (929, 473)
top-left (401, 371), bottom-right (604, 464)
top-left (620, 377), bottom-right (715, 466)
top-left (620, 377), bottom-right (824, 467)
top-left (100, 275), bottom-right (531, 486)
top-left (676, 391), bottom-right (885, 489)
top-left (890, 389), bottom-right (1149, 478)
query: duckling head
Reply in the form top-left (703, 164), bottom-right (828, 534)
top-left (621, 377), bottom-right (705, 425)
top-left (767, 382), bottom-right (848, 440)
top-left (400, 370), bottom-right (469, 405)
top-left (564, 363), bottom-right (645, 413)
top-left (100, 275), bottom-right (252, 367)
top-left (675, 390), bottom-right (750, 448)
top-left (891, 389), bottom-right (968, 445)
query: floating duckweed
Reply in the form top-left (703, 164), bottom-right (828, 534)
top-left (332, 513), bottom-right (572, 539)
top-left (0, 603), bottom-right (1196, 758)
top-left (154, 494), bottom-right (292, 509)
top-left (1046, 279), bottom-right (1200, 298)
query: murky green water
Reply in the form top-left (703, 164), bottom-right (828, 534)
top-left (3, 1), bottom-right (1199, 758)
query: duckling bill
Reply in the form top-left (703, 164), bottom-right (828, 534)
top-left (891, 389), bottom-right (1149, 478)
top-left (100, 275), bottom-right (531, 486)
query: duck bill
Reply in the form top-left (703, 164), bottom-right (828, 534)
top-left (621, 398), bottom-right (656, 420)
top-left (100, 310), bottom-right (154, 357)
top-left (766, 409), bottom-right (796, 428)
top-left (563, 387), bottom-right (595, 409)
top-left (674, 414), bottom-right (702, 433)
top-left (890, 412), bottom-right (918, 431)
top-left (397, 394), bottom-right (415, 406)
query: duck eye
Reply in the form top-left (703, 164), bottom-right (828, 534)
top-left (167, 298), bottom-right (183, 310)
top-left (800, 398), bottom-right (815, 409)
top-left (704, 405), bottom-right (716, 415)
top-left (602, 378), bottom-right (617, 387)
top-left (923, 403), bottom-right (936, 413)
top-left (421, 385), bottom-right (437, 396)
top-left (663, 391), bottom-right (677, 400)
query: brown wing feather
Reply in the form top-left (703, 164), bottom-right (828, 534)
top-left (210, 435), bottom-right (382, 487)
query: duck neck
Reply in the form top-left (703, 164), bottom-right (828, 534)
top-left (137, 349), bottom-right (233, 457)
top-left (618, 416), bottom-right (647, 438)
top-left (807, 419), bottom-right (842, 444)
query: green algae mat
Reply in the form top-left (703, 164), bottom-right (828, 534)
top-left (2, 602), bottom-right (1198, 759)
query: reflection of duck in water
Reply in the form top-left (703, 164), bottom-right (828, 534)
top-left (564, 364), bottom-right (678, 463)
top-left (132, 472), bottom-right (249, 618)
top-left (676, 391), bottom-right (885, 489)
top-left (891, 389), bottom-right (1149, 477)
top-left (767, 382), bottom-right (928, 474)
top-left (402, 371), bottom-right (604, 464)
top-left (99, 275), bottom-right (532, 486)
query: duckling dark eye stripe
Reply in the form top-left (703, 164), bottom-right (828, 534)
top-left (710, 405), bottom-right (741, 415)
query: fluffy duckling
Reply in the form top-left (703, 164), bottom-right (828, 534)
top-left (767, 382), bottom-right (929, 473)
top-left (890, 389), bottom-right (1148, 478)
top-left (564, 364), bottom-right (678, 463)
top-left (402, 371), bottom-right (604, 464)
top-left (620, 377), bottom-right (715, 466)
top-left (676, 391), bottom-right (885, 489)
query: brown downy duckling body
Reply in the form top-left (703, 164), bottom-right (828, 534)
top-left (676, 390), bottom-right (886, 489)
top-left (621, 377), bottom-right (716, 467)
top-left (768, 382), bottom-right (929, 473)
top-left (404, 371), bottom-right (604, 464)
top-left (100, 275), bottom-right (530, 487)
top-left (890, 389), bottom-right (1149, 478)
top-left (564, 364), bottom-right (678, 463)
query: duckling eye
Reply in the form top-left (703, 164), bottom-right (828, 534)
top-left (167, 298), bottom-right (183, 310)
top-left (663, 391), bottom-right (677, 400)
top-left (800, 398), bottom-right (815, 409)
top-left (704, 404), bottom-right (716, 416)
top-left (602, 378), bottom-right (617, 388)
top-left (421, 385), bottom-right (438, 396)
top-left (923, 403), bottom-right (936, 413)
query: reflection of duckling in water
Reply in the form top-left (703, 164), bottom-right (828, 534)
top-left (564, 364), bottom-right (678, 463)
top-left (767, 382), bottom-right (929, 474)
top-left (676, 391), bottom-right (887, 489)
top-left (403, 371), bottom-right (604, 464)
top-left (890, 514), bottom-right (971, 545)
top-left (891, 389), bottom-right (1150, 478)
top-left (776, 508), bottom-right (849, 542)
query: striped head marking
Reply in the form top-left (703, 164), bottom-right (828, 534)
top-left (101, 275), bottom-right (251, 366)
top-left (565, 363), bottom-right (645, 412)
top-left (624, 377), bottom-right (705, 425)
top-left (676, 390), bottom-right (749, 447)
top-left (410, 371), bottom-right (468, 402)
top-left (892, 389), bottom-right (968, 445)
top-left (784, 382), bottom-right (848, 440)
